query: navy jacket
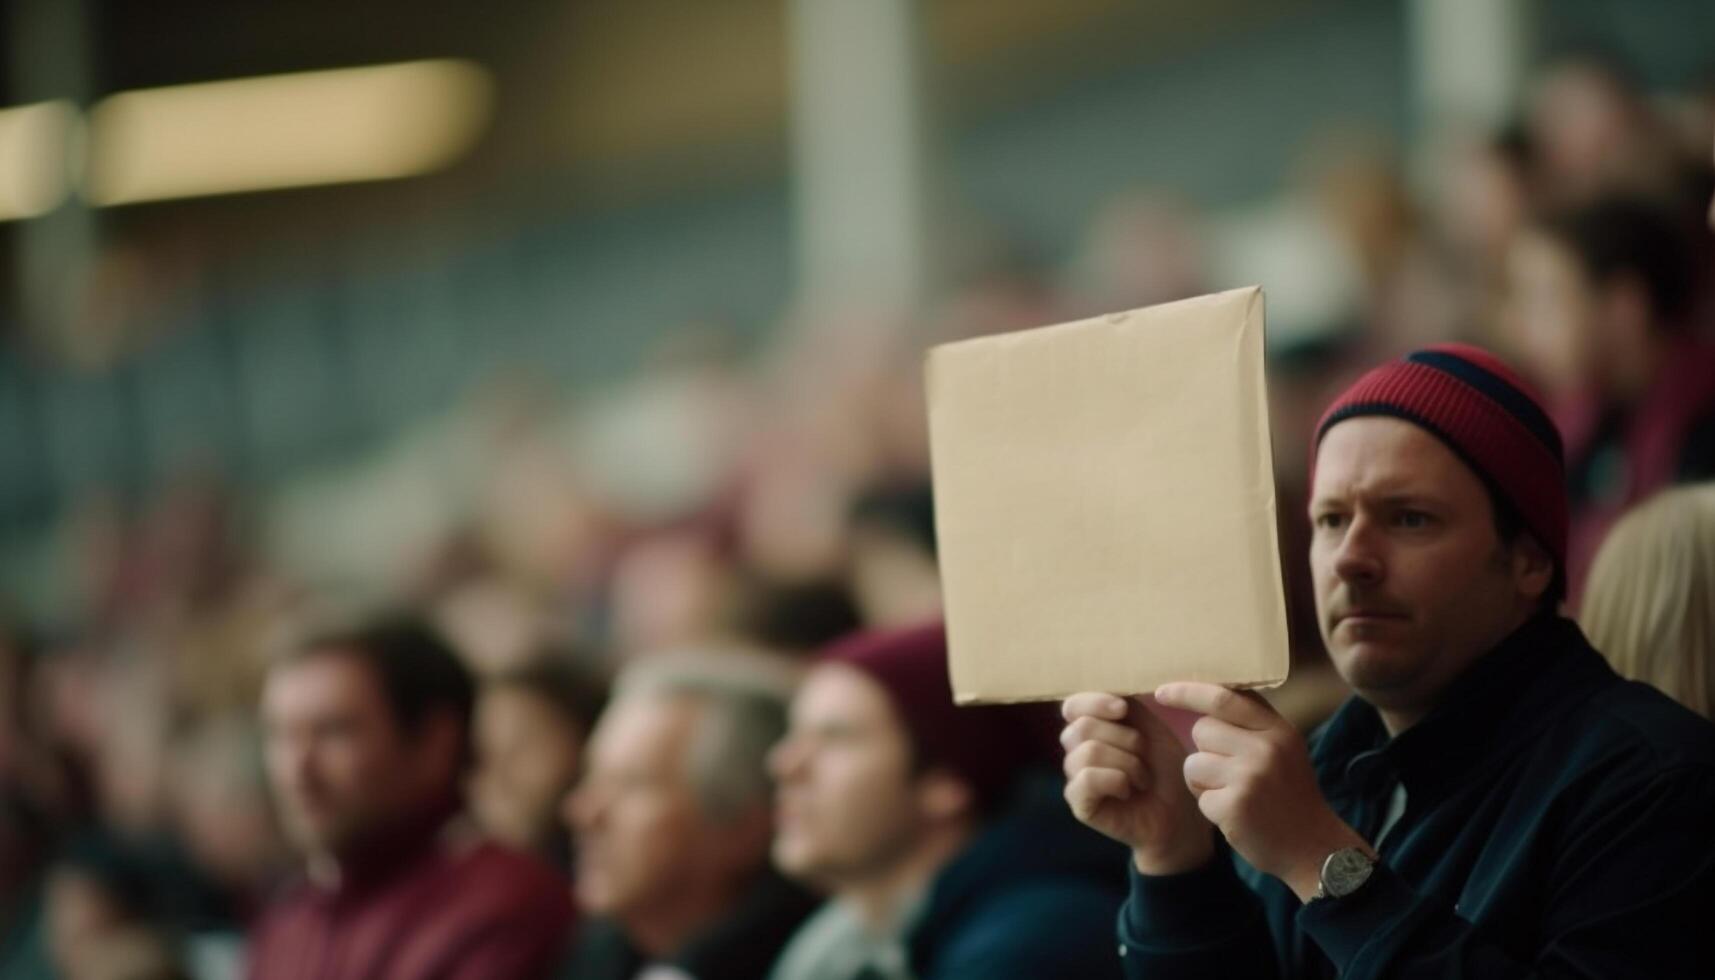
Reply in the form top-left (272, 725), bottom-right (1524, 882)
top-left (908, 773), bottom-right (1129, 980)
top-left (1118, 614), bottom-right (1715, 978)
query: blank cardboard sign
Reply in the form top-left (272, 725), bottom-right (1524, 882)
top-left (926, 285), bottom-right (1289, 704)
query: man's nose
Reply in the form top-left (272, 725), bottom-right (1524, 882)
top-left (1332, 518), bottom-right (1385, 584)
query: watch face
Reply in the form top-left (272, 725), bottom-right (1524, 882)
top-left (1323, 848), bottom-right (1375, 898)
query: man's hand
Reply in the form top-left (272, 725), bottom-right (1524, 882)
top-left (1061, 693), bottom-right (1215, 876)
top-left (1153, 682), bottom-right (1371, 902)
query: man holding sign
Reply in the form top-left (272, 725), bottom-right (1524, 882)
top-left (1063, 345), bottom-right (1715, 978)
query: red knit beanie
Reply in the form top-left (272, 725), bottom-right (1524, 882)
top-left (1313, 343), bottom-right (1568, 576)
top-left (818, 621), bottom-right (1057, 810)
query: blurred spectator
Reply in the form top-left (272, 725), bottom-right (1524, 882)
top-left (1206, 194), bottom-right (1365, 359)
top-left (767, 623), bottom-right (1126, 979)
top-left (8, 622), bottom-right (234, 980)
top-left (562, 649), bottom-right (816, 980)
top-left (1526, 50), bottom-right (1689, 207)
top-left (1581, 482), bottom-right (1715, 720)
top-left (433, 577), bottom-right (574, 676)
top-left (1504, 195), bottom-right (1715, 597)
top-left (1064, 192), bottom-right (1207, 315)
top-left (164, 716), bottom-right (289, 917)
top-left (730, 574), bottom-right (865, 658)
top-left (572, 329), bottom-right (758, 529)
top-left (733, 448), bottom-right (857, 585)
top-left (605, 530), bottom-right (741, 660)
top-left (250, 617), bottom-right (572, 980)
top-left (845, 483), bottom-right (943, 629)
top-left (45, 843), bottom-right (190, 980)
top-left (1432, 124), bottom-right (1541, 344)
top-left (1439, 124), bottom-right (1539, 274)
top-left (470, 422), bottom-right (617, 601)
top-left (470, 654), bottom-right (609, 865)
top-left (57, 926), bottom-right (188, 980)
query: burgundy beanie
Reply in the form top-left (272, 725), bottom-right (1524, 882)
top-left (1313, 343), bottom-right (1568, 573)
top-left (818, 621), bottom-right (1057, 809)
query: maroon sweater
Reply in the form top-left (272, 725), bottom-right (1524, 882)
top-left (248, 808), bottom-right (573, 980)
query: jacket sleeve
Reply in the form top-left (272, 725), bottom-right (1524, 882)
top-left (1297, 770), bottom-right (1715, 979)
top-left (1116, 850), bottom-right (1280, 980)
top-left (925, 881), bottom-right (1130, 980)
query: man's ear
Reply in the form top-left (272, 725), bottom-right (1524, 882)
top-left (916, 768), bottom-right (975, 824)
top-left (1510, 534), bottom-right (1555, 605)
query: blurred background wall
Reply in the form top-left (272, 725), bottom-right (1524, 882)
top-left (0, 0), bottom-right (1711, 607)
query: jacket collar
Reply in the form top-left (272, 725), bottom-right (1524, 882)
top-left (1313, 614), bottom-right (1615, 804)
top-left (310, 791), bottom-right (466, 901)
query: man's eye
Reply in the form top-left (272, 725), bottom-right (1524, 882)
top-left (1395, 510), bottom-right (1432, 528)
top-left (1314, 513), bottom-right (1346, 530)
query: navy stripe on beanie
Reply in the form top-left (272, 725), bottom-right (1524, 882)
top-left (1406, 349), bottom-right (1563, 461)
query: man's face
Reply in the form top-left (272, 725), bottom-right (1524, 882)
top-left (261, 653), bottom-right (429, 858)
top-left (1310, 418), bottom-right (1541, 729)
top-left (470, 687), bottom-right (582, 851)
top-left (768, 664), bottom-right (923, 888)
top-left (566, 696), bottom-right (725, 918)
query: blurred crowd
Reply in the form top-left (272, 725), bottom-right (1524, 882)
top-left (2, 48), bottom-right (1714, 980)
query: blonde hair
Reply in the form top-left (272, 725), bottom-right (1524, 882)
top-left (1580, 483), bottom-right (1715, 720)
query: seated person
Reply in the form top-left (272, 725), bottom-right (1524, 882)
top-left (251, 617), bottom-right (573, 980)
top-left (562, 648), bottom-right (817, 980)
top-left (1064, 345), bottom-right (1715, 978)
top-left (769, 622), bottom-right (1126, 980)
top-left (471, 654), bottom-right (608, 866)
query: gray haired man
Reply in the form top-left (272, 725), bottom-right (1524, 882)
top-left (560, 649), bottom-right (820, 980)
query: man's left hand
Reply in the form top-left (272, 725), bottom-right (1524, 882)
top-left (1153, 682), bottom-right (1372, 903)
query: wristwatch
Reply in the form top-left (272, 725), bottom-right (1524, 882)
top-left (1314, 847), bottom-right (1376, 901)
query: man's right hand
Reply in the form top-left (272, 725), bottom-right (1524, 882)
top-left (1061, 692), bottom-right (1216, 875)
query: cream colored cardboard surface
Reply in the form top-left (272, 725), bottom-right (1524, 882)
top-left (926, 285), bottom-right (1289, 704)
